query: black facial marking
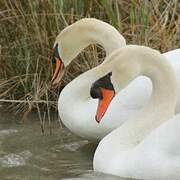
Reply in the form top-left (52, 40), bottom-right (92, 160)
top-left (51, 44), bottom-right (60, 63)
top-left (90, 72), bottom-right (114, 99)
top-left (90, 87), bottom-right (103, 99)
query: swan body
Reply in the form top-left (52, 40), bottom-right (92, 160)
top-left (52, 18), bottom-right (180, 140)
top-left (118, 114), bottom-right (180, 179)
top-left (93, 45), bottom-right (180, 179)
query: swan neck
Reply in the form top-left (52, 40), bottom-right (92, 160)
top-left (141, 55), bottom-right (177, 114)
top-left (100, 46), bottom-right (178, 151)
top-left (58, 19), bottom-right (126, 66)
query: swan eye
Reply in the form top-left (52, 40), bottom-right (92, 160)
top-left (90, 87), bottom-right (103, 99)
top-left (108, 72), bottom-right (112, 76)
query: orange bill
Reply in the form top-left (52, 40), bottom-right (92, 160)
top-left (51, 57), bottom-right (64, 86)
top-left (95, 88), bottom-right (115, 123)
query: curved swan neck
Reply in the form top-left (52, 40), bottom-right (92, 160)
top-left (99, 46), bottom-right (178, 148)
top-left (55, 18), bottom-right (126, 66)
top-left (139, 50), bottom-right (178, 113)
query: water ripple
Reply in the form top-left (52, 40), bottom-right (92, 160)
top-left (0, 129), bottom-right (18, 137)
top-left (57, 140), bottom-right (89, 152)
top-left (0, 150), bottom-right (32, 167)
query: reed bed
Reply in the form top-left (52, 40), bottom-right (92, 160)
top-left (0, 0), bottom-right (179, 117)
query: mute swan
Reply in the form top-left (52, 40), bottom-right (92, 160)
top-left (51, 18), bottom-right (126, 139)
top-left (91, 45), bottom-right (180, 179)
top-left (51, 18), bottom-right (180, 140)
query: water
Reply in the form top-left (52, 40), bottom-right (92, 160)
top-left (0, 112), bottom-right (129, 180)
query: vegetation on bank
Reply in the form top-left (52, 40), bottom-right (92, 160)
top-left (0, 0), bottom-right (179, 117)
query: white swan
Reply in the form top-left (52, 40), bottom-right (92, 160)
top-left (91, 45), bottom-right (180, 179)
top-left (51, 18), bottom-right (126, 139)
top-left (51, 18), bottom-right (180, 140)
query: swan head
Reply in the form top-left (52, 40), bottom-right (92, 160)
top-left (50, 22), bottom-right (90, 86)
top-left (51, 19), bottom-right (94, 85)
top-left (90, 72), bottom-right (115, 123)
